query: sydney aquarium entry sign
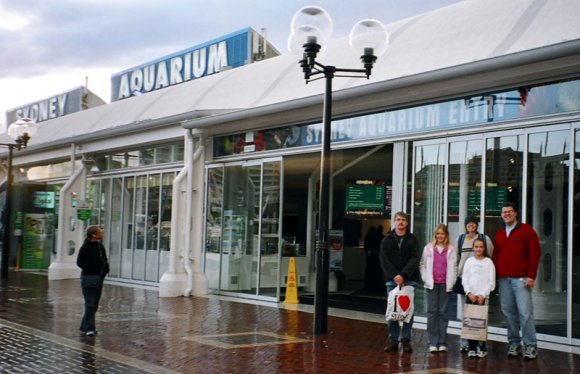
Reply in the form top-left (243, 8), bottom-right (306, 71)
top-left (111, 28), bottom-right (277, 101)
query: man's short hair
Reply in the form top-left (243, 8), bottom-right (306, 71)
top-left (86, 225), bottom-right (101, 239)
top-left (502, 202), bottom-right (518, 212)
top-left (394, 211), bottom-right (408, 221)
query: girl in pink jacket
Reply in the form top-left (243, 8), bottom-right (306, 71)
top-left (420, 223), bottom-right (457, 353)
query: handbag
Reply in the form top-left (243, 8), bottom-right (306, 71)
top-left (385, 285), bottom-right (414, 323)
top-left (460, 304), bottom-right (489, 341)
top-left (81, 275), bottom-right (103, 288)
top-left (452, 276), bottom-right (465, 294)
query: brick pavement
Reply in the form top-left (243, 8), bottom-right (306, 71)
top-left (0, 271), bottom-right (578, 373)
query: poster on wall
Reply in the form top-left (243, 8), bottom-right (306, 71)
top-left (329, 230), bottom-right (344, 271)
top-left (345, 179), bottom-right (387, 218)
top-left (20, 213), bottom-right (53, 270)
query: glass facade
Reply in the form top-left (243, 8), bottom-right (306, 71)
top-left (90, 143), bottom-right (184, 172)
top-left (86, 171), bottom-right (176, 283)
top-left (409, 129), bottom-right (577, 340)
top-left (206, 78), bottom-right (580, 347)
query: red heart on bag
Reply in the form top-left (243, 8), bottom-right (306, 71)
top-left (398, 295), bottom-right (411, 312)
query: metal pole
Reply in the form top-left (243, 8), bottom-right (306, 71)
top-left (314, 69), bottom-right (334, 334)
top-left (1, 146), bottom-right (13, 280)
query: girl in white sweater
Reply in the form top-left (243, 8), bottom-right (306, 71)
top-left (462, 238), bottom-right (496, 358)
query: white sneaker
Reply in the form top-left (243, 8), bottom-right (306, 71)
top-left (429, 345), bottom-right (438, 353)
top-left (523, 345), bottom-right (538, 359)
top-left (507, 344), bottom-right (522, 357)
top-left (438, 345), bottom-right (448, 352)
top-left (468, 350), bottom-right (477, 358)
top-left (477, 349), bottom-right (488, 358)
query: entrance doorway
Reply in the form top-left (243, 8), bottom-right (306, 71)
top-left (283, 144), bottom-right (394, 312)
top-left (204, 158), bottom-right (283, 301)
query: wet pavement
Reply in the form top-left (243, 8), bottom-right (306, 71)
top-left (0, 271), bottom-right (579, 373)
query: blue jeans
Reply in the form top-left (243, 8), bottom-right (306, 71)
top-left (426, 283), bottom-right (449, 347)
top-left (386, 281), bottom-right (417, 343)
top-left (80, 277), bottom-right (104, 333)
top-left (498, 277), bottom-right (537, 347)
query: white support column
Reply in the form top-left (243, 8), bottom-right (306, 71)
top-left (159, 131), bottom-right (190, 297)
top-left (48, 166), bottom-right (87, 280)
top-left (159, 129), bottom-right (208, 297)
top-left (189, 130), bottom-right (208, 296)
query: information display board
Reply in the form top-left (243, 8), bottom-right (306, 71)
top-left (345, 179), bottom-right (386, 218)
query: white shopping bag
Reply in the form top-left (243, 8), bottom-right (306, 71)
top-left (385, 285), bottom-right (414, 323)
top-left (461, 304), bottom-right (489, 341)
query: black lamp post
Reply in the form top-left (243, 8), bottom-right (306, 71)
top-left (1, 118), bottom-right (37, 280)
top-left (289, 6), bottom-right (389, 335)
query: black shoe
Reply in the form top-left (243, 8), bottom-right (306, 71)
top-left (402, 341), bottom-right (413, 353)
top-left (383, 342), bottom-right (399, 352)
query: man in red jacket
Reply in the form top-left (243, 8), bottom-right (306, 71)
top-left (492, 202), bottom-right (541, 360)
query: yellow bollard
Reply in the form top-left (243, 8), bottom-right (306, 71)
top-left (284, 257), bottom-right (299, 304)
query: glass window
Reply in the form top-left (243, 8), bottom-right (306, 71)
top-left (108, 177), bottom-right (123, 278)
top-left (89, 143), bottom-right (183, 173)
top-left (145, 175), bottom-right (161, 282)
top-left (204, 166), bottom-right (224, 290)
top-left (447, 139), bottom-right (483, 241)
top-left (158, 173), bottom-right (174, 278)
top-left (527, 130), bottom-right (569, 337)
top-left (484, 135), bottom-right (524, 236)
top-left (17, 160), bottom-right (82, 181)
top-left (413, 143), bottom-right (446, 249)
top-left (122, 176), bottom-right (135, 279)
top-left (574, 129), bottom-right (580, 340)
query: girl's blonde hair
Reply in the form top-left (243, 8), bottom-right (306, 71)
top-left (431, 223), bottom-right (450, 247)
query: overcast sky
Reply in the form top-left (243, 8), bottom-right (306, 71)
top-left (0, 0), bottom-right (463, 130)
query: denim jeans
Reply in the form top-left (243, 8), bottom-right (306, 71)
top-left (498, 277), bottom-right (537, 347)
top-left (80, 277), bottom-right (104, 333)
top-left (386, 281), bottom-right (417, 343)
top-left (426, 283), bottom-right (449, 347)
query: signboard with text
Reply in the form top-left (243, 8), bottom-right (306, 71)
top-left (110, 28), bottom-right (279, 101)
top-left (345, 179), bottom-right (386, 218)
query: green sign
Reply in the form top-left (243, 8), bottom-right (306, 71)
top-left (21, 213), bottom-right (53, 270)
top-left (345, 179), bottom-right (385, 217)
top-left (77, 208), bottom-right (92, 221)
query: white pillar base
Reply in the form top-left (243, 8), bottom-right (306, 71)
top-left (159, 272), bottom-right (189, 297)
top-left (48, 261), bottom-right (81, 280)
top-left (191, 272), bottom-right (209, 296)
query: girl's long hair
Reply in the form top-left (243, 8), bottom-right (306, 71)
top-left (431, 223), bottom-right (450, 248)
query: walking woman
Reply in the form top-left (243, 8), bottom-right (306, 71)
top-left (420, 223), bottom-right (457, 353)
top-left (77, 225), bottom-right (109, 337)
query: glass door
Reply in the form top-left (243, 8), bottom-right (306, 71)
top-left (526, 128), bottom-right (569, 339)
top-left (447, 138), bottom-right (483, 242)
top-left (257, 161), bottom-right (282, 298)
top-left (219, 163), bottom-right (258, 294)
top-left (204, 158), bottom-right (282, 300)
top-left (573, 127), bottom-right (580, 343)
top-left (412, 141), bottom-right (447, 249)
